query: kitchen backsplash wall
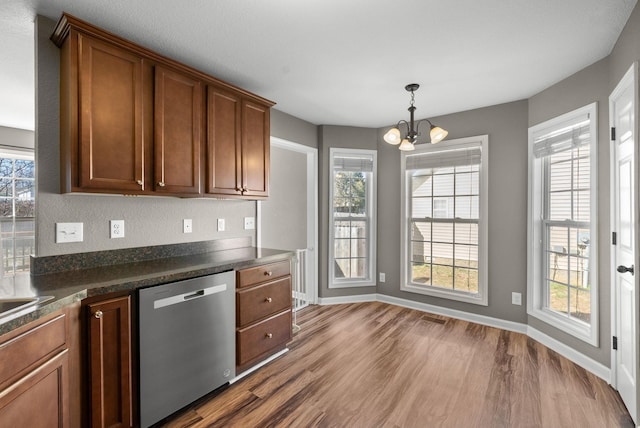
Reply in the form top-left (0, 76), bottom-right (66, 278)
top-left (35, 16), bottom-right (255, 257)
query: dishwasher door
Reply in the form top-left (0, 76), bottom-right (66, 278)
top-left (138, 270), bottom-right (235, 427)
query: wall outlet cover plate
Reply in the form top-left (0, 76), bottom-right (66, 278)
top-left (56, 222), bottom-right (83, 243)
top-left (110, 220), bottom-right (125, 239)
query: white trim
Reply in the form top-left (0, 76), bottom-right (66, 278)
top-left (527, 102), bottom-right (599, 346)
top-left (231, 348), bottom-right (289, 383)
top-left (318, 293), bottom-right (610, 383)
top-left (328, 147), bottom-right (377, 288)
top-left (400, 135), bottom-right (489, 306)
top-left (264, 137), bottom-right (319, 304)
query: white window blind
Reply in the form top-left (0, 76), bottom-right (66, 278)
top-left (532, 118), bottom-right (590, 158)
top-left (406, 147), bottom-right (481, 171)
top-left (333, 153), bottom-right (375, 172)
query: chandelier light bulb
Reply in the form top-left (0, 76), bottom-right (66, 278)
top-left (398, 139), bottom-right (415, 151)
top-left (430, 126), bottom-right (448, 144)
top-left (383, 127), bottom-right (402, 145)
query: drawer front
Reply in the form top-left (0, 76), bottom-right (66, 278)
top-left (0, 313), bottom-right (67, 388)
top-left (237, 309), bottom-right (292, 366)
top-left (237, 260), bottom-right (291, 288)
top-left (237, 277), bottom-right (291, 326)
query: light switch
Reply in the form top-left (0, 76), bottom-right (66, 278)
top-left (183, 219), bottom-right (193, 233)
top-left (56, 223), bottom-right (83, 243)
top-left (244, 217), bottom-right (255, 230)
top-left (217, 218), bottom-right (225, 232)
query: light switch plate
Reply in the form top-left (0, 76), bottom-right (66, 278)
top-left (244, 217), bottom-right (255, 230)
top-left (217, 218), bottom-right (225, 232)
top-left (183, 219), bottom-right (193, 233)
top-left (110, 220), bottom-right (125, 239)
top-left (56, 222), bottom-right (83, 243)
top-left (512, 292), bottom-right (522, 306)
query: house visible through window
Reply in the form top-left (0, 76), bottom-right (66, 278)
top-left (0, 150), bottom-right (35, 276)
top-left (329, 148), bottom-right (376, 288)
top-left (401, 135), bottom-right (488, 305)
top-left (527, 103), bottom-right (598, 345)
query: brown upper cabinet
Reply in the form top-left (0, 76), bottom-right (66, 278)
top-left (51, 13), bottom-right (274, 199)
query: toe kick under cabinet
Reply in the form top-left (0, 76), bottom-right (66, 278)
top-left (236, 260), bottom-right (292, 372)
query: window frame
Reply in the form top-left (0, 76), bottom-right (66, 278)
top-left (400, 135), bottom-right (489, 305)
top-left (527, 102), bottom-right (599, 346)
top-left (328, 148), bottom-right (377, 288)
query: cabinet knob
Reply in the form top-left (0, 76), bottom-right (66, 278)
top-left (236, 187), bottom-right (242, 192)
top-left (264, 271), bottom-right (273, 277)
top-left (94, 310), bottom-right (103, 319)
top-left (265, 333), bottom-right (273, 339)
top-left (242, 187), bottom-right (248, 192)
top-left (137, 180), bottom-right (143, 186)
top-left (157, 182), bottom-right (166, 187)
top-left (265, 297), bottom-right (272, 303)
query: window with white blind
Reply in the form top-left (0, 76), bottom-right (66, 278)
top-left (527, 103), bottom-right (598, 345)
top-left (401, 135), bottom-right (488, 305)
top-left (329, 148), bottom-right (377, 288)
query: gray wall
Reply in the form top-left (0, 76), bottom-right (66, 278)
top-left (0, 126), bottom-right (34, 149)
top-left (271, 109), bottom-right (318, 149)
top-left (35, 16), bottom-right (255, 257)
top-left (318, 125), bottom-right (378, 298)
top-left (260, 146), bottom-right (308, 251)
top-left (376, 101), bottom-right (530, 325)
top-left (528, 58), bottom-right (610, 365)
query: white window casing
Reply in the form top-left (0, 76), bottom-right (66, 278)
top-left (329, 148), bottom-right (377, 288)
top-left (401, 135), bottom-right (489, 305)
top-left (527, 103), bottom-right (598, 346)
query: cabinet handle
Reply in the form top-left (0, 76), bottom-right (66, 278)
top-left (264, 271), bottom-right (273, 277)
top-left (236, 187), bottom-right (242, 192)
top-left (94, 310), bottom-right (103, 319)
top-left (242, 187), bottom-right (248, 192)
top-left (137, 180), bottom-right (143, 186)
top-left (157, 182), bottom-right (166, 187)
top-left (265, 333), bottom-right (273, 339)
top-left (265, 297), bottom-right (272, 303)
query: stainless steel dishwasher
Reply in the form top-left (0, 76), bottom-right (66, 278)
top-left (138, 270), bottom-right (235, 427)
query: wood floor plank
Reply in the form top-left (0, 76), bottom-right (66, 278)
top-left (162, 302), bottom-right (634, 428)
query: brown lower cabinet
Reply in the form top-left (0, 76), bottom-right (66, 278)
top-left (0, 305), bottom-right (82, 427)
top-left (236, 260), bottom-right (293, 373)
top-left (86, 295), bottom-right (133, 428)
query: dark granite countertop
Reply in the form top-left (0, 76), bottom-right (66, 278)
top-left (0, 243), bottom-right (293, 336)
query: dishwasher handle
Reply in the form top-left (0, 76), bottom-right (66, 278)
top-left (184, 290), bottom-right (205, 300)
top-left (152, 283), bottom-right (228, 309)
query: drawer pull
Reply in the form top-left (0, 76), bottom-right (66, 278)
top-left (157, 181), bottom-right (165, 187)
top-left (94, 310), bottom-right (103, 319)
top-left (265, 333), bottom-right (273, 339)
top-left (264, 271), bottom-right (273, 277)
top-left (265, 297), bottom-right (272, 303)
top-left (137, 179), bottom-right (143, 186)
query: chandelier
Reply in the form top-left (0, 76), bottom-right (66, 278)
top-left (383, 83), bottom-right (448, 151)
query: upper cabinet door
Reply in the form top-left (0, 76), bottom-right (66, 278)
top-left (78, 34), bottom-right (145, 192)
top-left (154, 66), bottom-right (202, 195)
top-left (206, 86), bottom-right (242, 196)
top-left (241, 100), bottom-right (270, 197)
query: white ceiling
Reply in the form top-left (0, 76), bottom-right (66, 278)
top-left (0, 0), bottom-right (637, 131)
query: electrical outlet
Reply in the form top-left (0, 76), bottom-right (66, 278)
top-left (217, 218), bottom-right (225, 232)
top-left (512, 292), bottom-right (522, 306)
top-left (379, 272), bottom-right (386, 282)
top-left (56, 222), bottom-right (83, 243)
top-left (244, 217), bottom-right (255, 230)
top-left (183, 219), bottom-right (192, 233)
top-left (110, 220), bottom-right (125, 239)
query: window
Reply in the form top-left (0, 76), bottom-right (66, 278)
top-left (329, 148), bottom-right (376, 288)
top-left (528, 103), bottom-right (598, 345)
top-left (0, 149), bottom-right (35, 277)
top-left (401, 135), bottom-right (488, 305)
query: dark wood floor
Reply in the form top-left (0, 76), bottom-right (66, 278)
top-left (163, 302), bottom-right (634, 427)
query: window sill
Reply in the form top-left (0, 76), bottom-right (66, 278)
top-left (401, 283), bottom-right (488, 306)
top-left (329, 280), bottom-right (376, 289)
top-left (527, 306), bottom-right (597, 346)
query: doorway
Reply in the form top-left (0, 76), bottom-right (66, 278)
top-left (610, 62), bottom-right (638, 424)
top-left (258, 137), bottom-right (318, 309)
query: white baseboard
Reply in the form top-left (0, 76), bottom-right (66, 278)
top-left (231, 348), bottom-right (289, 384)
top-left (318, 293), bottom-right (611, 383)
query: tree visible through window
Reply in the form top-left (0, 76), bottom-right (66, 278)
top-left (0, 153), bottom-right (35, 276)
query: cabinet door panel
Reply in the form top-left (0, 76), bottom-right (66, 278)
top-left (78, 34), bottom-right (144, 192)
top-left (87, 296), bottom-right (132, 428)
top-left (0, 350), bottom-right (69, 428)
top-left (241, 100), bottom-right (270, 197)
top-left (207, 86), bottom-right (242, 195)
top-left (154, 66), bottom-right (202, 194)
